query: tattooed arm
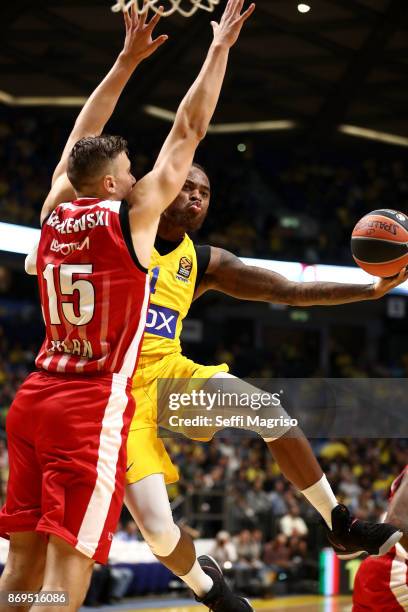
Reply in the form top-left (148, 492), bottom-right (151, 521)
top-left (194, 247), bottom-right (408, 306)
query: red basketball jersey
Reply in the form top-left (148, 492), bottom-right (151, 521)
top-left (35, 198), bottom-right (149, 376)
top-left (353, 546), bottom-right (408, 611)
top-left (353, 465), bottom-right (408, 611)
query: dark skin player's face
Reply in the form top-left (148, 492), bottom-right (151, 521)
top-left (159, 166), bottom-right (211, 239)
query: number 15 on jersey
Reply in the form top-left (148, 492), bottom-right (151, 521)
top-left (42, 264), bottom-right (95, 326)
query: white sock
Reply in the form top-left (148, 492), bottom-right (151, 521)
top-left (301, 474), bottom-right (338, 529)
top-left (180, 560), bottom-right (214, 598)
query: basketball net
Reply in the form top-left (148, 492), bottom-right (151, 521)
top-left (111, 0), bottom-right (220, 17)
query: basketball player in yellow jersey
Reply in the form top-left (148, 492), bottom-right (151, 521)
top-left (125, 163), bottom-right (408, 610)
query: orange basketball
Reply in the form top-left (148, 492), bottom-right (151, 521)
top-left (351, 209), bottom-right (408, 278)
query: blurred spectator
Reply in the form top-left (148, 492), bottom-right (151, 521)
top-left (233, 529), bottom-right (265, 596)
top-left (263, 534), bottom-right (292, 570)
top-left (268, 478), bottom-right (288, 517)
top-left (245, 477), bottom-right (270, 517)
top-left (83, 564), bottom-right (113, 607)
top-left (225, 491), bottom-right (256, 533)
top-left (280, 504), bottom-right (309, 538)
top-left (208, 531), bottom-right (237, 567)
top-left (114, 520), bottom-right (140, 542)
top-left (338, 467), bottom-right (361, 512)
top-left (109, 565), bottom-right (134, 602)
top-left (234, 529), bottom-right (263, 567)
top-left (83, 561), bottom-right (133, 606)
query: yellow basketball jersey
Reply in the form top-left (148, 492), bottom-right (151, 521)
top-left (141, 234), bottom-right (198, 362)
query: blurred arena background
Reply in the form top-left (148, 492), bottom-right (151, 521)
top-left (1, 0), bottom-right (408, 610)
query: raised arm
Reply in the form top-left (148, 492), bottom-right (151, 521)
top-left (40, 5), bottom-right (167, 225)
top-left (128, 0), bottom-right (255, 268)
top-left (194, 247), bottom-right (408, 304)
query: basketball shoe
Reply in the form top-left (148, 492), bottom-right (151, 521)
top-left (327, 504), bottom-right (402, 560)
top-left (195, 555), bottom-right (253, 611)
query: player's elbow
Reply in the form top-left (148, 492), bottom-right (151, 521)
top-left (178, 106), bottom-right (208, 142)
top-left (25, 256), bottom-right (37, 276)
top-left (183, 121), bottom-right (207, 143)
top-left (190, 119), bottom-right (208, 142)
top-left (25, 243), bottom-right (39, 276)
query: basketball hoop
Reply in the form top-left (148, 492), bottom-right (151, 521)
top-left (111, 0), bottom-right (220, 17)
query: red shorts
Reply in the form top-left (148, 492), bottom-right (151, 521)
top-left (0, 370), bottom-right (135, 564)
top-left (353, 549), bottom-right (408, 611)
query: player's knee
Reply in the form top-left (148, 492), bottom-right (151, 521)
top-left (143, 518), bottom-right (178, 541)
top-left (42, 535), bottom-right (94, 597)
top-left (43, 561), bottom-right (93, 610)
top-left (144, 521), bottom-right (177, 540)
top-left (139, 504), bottom-right (175, 537)
top-left (6, 535), bottom-right (46, 588)
top-left (3, 552), bottom-right (45, 591)
top-left (141, 517), bottom-right (180, 557)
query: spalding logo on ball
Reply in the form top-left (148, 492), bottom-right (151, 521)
top-left (351, 209), bottom-right (408, 278)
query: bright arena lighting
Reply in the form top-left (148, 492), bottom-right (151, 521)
top-left (298, 3), bottom-right (311, 13)
top-left (0, 222), bottom-right (40, 255)
top-left (339, 124), bottom-right (408, 148)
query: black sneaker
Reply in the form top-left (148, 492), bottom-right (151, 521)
top-left (327, 504), bottom-right (403, 560)
top-left (195, 555), bottom-right (253, 611)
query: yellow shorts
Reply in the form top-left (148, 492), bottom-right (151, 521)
top-left (126, 353), bottom-right (229, 486)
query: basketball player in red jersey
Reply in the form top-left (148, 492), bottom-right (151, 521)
top-left (353, 465), bottom-right (408, 611)
top-left (0, 2), bottom-right (255, 611)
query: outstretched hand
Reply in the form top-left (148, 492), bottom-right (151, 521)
top-left (121, 0), bottom-right (168, 65)
top-left (372, 266), bottom-right (408, 298)
top-left (211, 0), bottom-right (255, 48)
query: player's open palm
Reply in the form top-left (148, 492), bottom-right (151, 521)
top-left (211, 0), bottom-right (255, 49)
top-left (372, 266), bottom-right (408, 298)
top-left (122, 1), bottom-right (168, 64)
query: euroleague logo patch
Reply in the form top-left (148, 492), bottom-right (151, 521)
top-left (176, 256), bottom-right (193, 282)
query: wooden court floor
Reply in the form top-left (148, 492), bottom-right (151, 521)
top-left (104, 595), bottom-right (353, 612)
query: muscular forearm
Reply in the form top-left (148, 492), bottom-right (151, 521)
top-left (147, 42), bottom-right (231, 211)
top-left (239, 276), bottom-right (375, 306)
top-left (204, 249), bottom-right (403, 306)
top-left (288, 281), bottom-right (375, 306)
top-left (55, 53), bottom-right (139, 179)
top-left (240, 265), bottom-right (376, 305)
top-left (212, 263), bottom-right (376, 306)
top-left (42, 53), bottom-right (141, 223)
top-left (42, 55), bottom-right (138, 219)
top-left (178, 42), bottom-right (229, 139)
top-left (73, 53), bottom-right (139, 136)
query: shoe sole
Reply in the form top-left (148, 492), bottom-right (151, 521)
top-left (335, 530), bottom-right (403, 560)
top-left (198, 555), bottom-right (254, 611)
top-left (199, 554), bottom-right (224, 575)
